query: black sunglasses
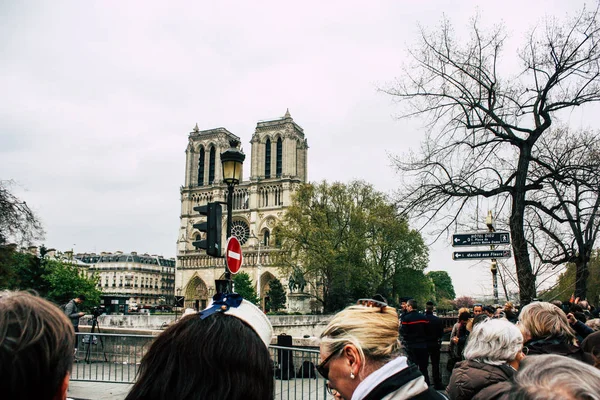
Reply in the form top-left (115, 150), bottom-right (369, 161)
top-left (316, 348), bottom-right (342, 380)
top-left (356, 298), bottom-right (388, 309)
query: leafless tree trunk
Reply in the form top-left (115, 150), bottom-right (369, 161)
top-left (384, 5), bottom-right (600, 304)
top-left (526, 129), bottom-right (600, 299)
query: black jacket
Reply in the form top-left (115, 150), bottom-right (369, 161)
top-left (424, 311), bottom-right (444, 347)
top-left (524, 337), bottom-right (594, 365)
top-left (401, 310), bottom-right (429, 348)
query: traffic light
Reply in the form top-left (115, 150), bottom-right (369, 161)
top-left (193, 202), bottom-right (222, 257)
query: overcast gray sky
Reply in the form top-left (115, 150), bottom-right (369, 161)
top-left (2, 0), bottom-right (598, 298)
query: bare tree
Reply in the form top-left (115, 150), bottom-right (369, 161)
top-left (526, 129), bottom-right (600, 299)
top-left (0, 180), bottom-right (44, 246)
top-left (384, 5), bottom-right (600, 304)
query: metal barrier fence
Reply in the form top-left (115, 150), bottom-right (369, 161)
top-left (72, 332), bottom-right (152, 383)
top-left (72, 332), bottom-right (450, 400)
top-left (72, 333), bottom-right (330, 399)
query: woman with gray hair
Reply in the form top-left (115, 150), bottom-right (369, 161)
top-left (447, 318), bottom-right (525, 400)
top-left (505, 354), bottom-right (600, 399)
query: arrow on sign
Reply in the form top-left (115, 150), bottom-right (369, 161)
top-left (453, 250), bottom-right (511, 260)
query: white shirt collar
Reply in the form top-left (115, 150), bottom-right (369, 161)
top-left (351, 356), bottom-right (408, 400)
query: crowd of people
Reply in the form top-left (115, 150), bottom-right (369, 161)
top-left (399, 298), bottom-right (600, 399)
top-left (2, 289), bottom-right (600, 400)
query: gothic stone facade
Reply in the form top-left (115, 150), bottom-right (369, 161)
top-left (175, 110), bottom-right (308, 311)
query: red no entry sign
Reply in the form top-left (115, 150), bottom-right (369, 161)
top-left (225, 236), bottom-right (243, 274)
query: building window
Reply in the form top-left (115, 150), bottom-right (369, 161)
top-left (208, 146), bottom-right (216, 184)
top-left (197, 147), bottom-right (205, 186)
top-left (265, 138), bottom-right (271, 178)
top-left (276, 137), bottom-right (282, 177)
top-left (263, 230), bottom-right (270, 246)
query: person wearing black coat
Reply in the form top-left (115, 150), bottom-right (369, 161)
top-left (424, 301), bottom-right (444, 390)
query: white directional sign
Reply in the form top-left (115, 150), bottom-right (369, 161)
top-left (453, 250), bottom-right (511, 260)
top-left (452, 232), bottom-right (511, 247)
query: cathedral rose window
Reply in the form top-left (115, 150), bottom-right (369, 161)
top-left (231, 220), bottom-right (250, 245)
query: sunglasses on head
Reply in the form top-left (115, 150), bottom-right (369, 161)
top-left (316, 348), bottom-right (342, 380)
top-left (356, 298), bottom-right (388, 309)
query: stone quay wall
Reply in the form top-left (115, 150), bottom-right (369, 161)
top-left (82, 314), bottom-right (332, 341)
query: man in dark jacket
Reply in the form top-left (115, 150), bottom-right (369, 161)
top-left (424, 301), bottom-right (444, 389)
top-left (64, 294), bottom-right (86, 356)
top-left (400, 299), bottom-right (430, 384)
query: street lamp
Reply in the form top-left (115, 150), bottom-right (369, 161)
top-left (486, 211), bottom-right (499, 304)
top-left (250, 232), bottom-right (263, 310)
top-left (220, 140), bottom-right (245, 290)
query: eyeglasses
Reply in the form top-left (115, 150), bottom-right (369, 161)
top-left (356, 298), bottom-right (388, 309)
top-left (316, 348), bottom-right (342, 380)
top-left (522, 346), bottom-right (529, 356)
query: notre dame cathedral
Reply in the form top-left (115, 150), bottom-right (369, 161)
top-left (175, 110), bottom-right (310, 311)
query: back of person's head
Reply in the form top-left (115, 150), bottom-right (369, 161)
top-left (586, 318), bottom-right (600, 331)
top-left (458, 311), bottom-right (470, 322)
top-left (550, 300), bottom-right (563, 309)
top-left (472, 313), bottom-right (490, 327)
top-left (426, 301), bottom-right (434, 312)
top-left (506, 354), bottom-right (600, 399)
top-left (464, 318), bottom-right (523, 365)
top-left (76, 294), bottom-right (86, 301)
top-left (484, 305), bottom-right (496, 315)
top-left (518, 302), bottom-right (576, 343)
top-left (320, 303), bottom-right (400, 368)
top-left (126, 294), bottom-right (273, 400)
top-left (0, 290), bottom-right (74, 400)
top-left (458, 307), bottom-right (469, 315)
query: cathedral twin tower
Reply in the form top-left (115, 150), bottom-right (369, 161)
top-left (176, 110), bottom-right (308, 311)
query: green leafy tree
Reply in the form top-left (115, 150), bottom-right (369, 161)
top-left (277, 180), bottom-right (429, 312)
top-left (266, 278), bottom-right (286, 312)
top-left (0, 250), bottom-right (51, 295)
top-left (393, 267), bottom-right (435, 308)
top-left (0, 248), bottom-right (101, 308)
top-left (232, 272), bottom-right (259, 305)
top-left (427, 271), bottom-right (456, 301)
top-left (44, 259), bottom-right (101, 307)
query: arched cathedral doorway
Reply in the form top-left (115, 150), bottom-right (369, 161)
top-left (259, 271), bottom-right (276, 312)
top-left (185, 275), bottom-right (209, 311)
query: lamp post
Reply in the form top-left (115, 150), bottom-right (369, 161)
top-left (486, 211), bottom-right (499, 304)
top-left (220, 139), bottom-right (245, 291)
top-left (250, 233), bottom-right (263, 310)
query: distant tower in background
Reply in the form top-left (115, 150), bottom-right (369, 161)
top-left (176, 110), bottom-right (309, 311)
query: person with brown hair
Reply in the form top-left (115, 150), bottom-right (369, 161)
top-left (125, 292), bottom-right (274, 400)
top-left (0, 290), bottom-right (75, 400)
top-left (318, 298), bottom-right (445, 400)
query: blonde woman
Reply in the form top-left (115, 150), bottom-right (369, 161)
top-left (318, 298), bottom-right (446, 400)
top-left (519, 302), bottom-right (593, 365)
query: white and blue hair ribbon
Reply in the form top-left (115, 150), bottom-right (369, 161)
top-left (199, 292), bottom-right (243, 320)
